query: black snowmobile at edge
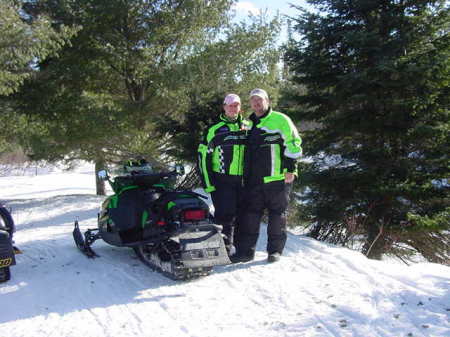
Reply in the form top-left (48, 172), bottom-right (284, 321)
top-left (0, 203), bottom-right (17, 283)
top-left (73, 165), bottom-right (231, 280)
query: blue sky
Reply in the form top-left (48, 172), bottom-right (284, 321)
top-left (232, 0), bottom-right (310, 19)
top-left (232, 1), bottom-right (311, 42)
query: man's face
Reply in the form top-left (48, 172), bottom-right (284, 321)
top-left (223, 102), bottom-right (241, 120)
top-left (250, 95), bottom-right (269, 116)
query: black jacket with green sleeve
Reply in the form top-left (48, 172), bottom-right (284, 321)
top-left (198, 114), bottom-right (250, 193)
top-left (244, 108), bottom-right (302, 187)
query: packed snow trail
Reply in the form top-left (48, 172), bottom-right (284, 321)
top-left (1, 167), bottom-right (449, 337)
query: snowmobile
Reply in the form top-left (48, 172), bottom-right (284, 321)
top-left (0, 204), bottom-right (16, 283)
top-left (73, 160), bottom-right (230, 280)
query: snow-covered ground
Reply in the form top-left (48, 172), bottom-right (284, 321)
top-left (1, 164), bottom-right (449, 337)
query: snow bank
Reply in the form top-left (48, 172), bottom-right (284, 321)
top-left (1, 167), bottom-right (449, 337)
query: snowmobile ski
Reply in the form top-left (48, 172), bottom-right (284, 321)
top-left (73, 220), bottom-right (100, 258)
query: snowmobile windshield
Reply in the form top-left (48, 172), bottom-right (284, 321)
top-left (124, 163), bottom-right (153, 175)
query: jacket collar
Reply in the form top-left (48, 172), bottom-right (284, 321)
top-left (220, 113), bottom-right (241, 124)
top-left (250, 107), bottom-right (272, 123)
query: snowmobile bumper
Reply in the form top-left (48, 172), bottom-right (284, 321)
top-left (134, 223), bottom-right (231, 280)
top-left (0, 231), bottom-right (16, 267)
top-left (176, 225), bottom-right (231, 268)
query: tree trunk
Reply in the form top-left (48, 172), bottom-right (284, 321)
top-left (363, 222), bottom-right (385, 260)
top-left (95, 158), bottom-right (106, 196)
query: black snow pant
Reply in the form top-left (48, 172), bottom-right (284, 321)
top-left (235, 181), bottom-right (292, 258)
top-left (210, 176), bottom-right (243, 248)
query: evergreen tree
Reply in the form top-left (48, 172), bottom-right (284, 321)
top-left (157, 15), bottom-right (282, 162)
top-left (0, 0), bottom-right (77, 155)
top-left (0, 0), bottom-right (77, 96)
top-left (14, 0), bottom-right (236, 193)
top-left (13, 1), bottom-right (282, 194)
top-left (285, 0), bottom-right (449, 263)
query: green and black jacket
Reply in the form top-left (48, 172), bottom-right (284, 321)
top-left (245, 108), bottom-right (302, 186)
top-left (198, 114), bottom-right (250, 192)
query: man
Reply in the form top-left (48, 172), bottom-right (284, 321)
top-left (197, 93), bottom-right (250, 253)
top-left (232, 88), bottom-right (302, 263)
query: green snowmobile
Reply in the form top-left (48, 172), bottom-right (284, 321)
top-left (73, 160), bottom-right (230, 280)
